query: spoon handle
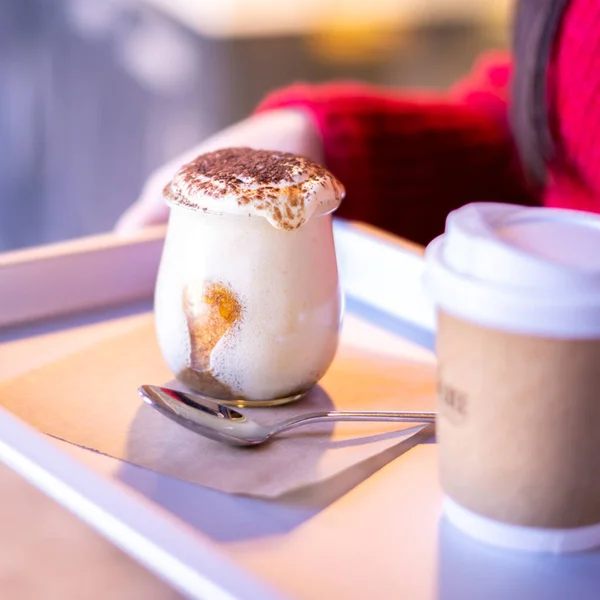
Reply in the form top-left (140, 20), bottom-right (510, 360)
top-left (327, 410), bottom-right (435, 422)
top-left (271, 410), bottom-right (436, 436)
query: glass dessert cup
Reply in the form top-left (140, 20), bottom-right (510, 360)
top-left (155, 207), bottom-right (342, 407)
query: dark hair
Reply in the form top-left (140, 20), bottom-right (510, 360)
top-left (510, 0), bottom-right (570, 186)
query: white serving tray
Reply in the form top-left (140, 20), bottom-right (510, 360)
top-left (2, 221), bottom-right (600, 599)
top-left (0, 220), bottom-right (436, 599)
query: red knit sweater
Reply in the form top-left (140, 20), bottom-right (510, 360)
top-left (256, 0), bottom-right (600, 246)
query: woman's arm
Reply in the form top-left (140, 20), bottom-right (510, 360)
top-left (256, 53), bottom-right (538, 245)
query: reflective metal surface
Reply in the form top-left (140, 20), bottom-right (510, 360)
top-left (139, 384), bottom-right (436, 447)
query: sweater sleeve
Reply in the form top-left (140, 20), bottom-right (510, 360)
top-left (255, 52), bottom-right (538, 245)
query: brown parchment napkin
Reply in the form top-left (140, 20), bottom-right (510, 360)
top-left (0, 314), bottom-right (436, 498)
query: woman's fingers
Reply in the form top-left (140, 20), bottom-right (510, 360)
top-left (113, 167), bottom-right (173, 233)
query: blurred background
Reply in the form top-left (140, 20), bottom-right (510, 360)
top-left (0, 0), bottom-right (513, 251)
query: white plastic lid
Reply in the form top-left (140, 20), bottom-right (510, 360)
top-left (424, 203), bottom-right (600, 338)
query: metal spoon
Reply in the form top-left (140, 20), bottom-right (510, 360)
top-left (139, 384), bottom-right (436, 447)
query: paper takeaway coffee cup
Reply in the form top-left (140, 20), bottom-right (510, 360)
top-left (425, 202), bottom-right (600, 553)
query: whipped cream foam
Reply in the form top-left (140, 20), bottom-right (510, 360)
top-left (163, 147), bottom-right (345, 230)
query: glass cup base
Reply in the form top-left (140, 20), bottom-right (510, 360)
top-left (215, 390), bottom-right (309, 408)
top-left (175, 368), bottom-right (314, 408)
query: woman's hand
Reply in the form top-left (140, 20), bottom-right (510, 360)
top-left (114, 108), bottom-right (323, 233)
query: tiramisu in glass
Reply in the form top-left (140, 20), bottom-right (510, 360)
top-left (154, 147), bottom-right (345, 406)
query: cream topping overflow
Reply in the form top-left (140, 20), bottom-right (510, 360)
top-left (164, 147), bottom-right (345, 230)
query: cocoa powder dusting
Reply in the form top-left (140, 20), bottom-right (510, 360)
top-left (164, 147), bottom-right (345, 230)
top-left (288, 186), bottom-right (300, 207)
